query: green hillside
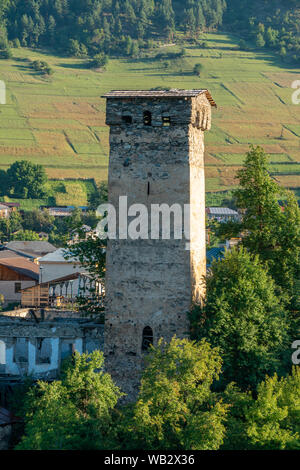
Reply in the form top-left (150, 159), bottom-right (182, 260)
top-left (0, 32), bottom-right (299, 203)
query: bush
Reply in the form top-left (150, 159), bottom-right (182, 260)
top-left (0, 48), bottom-right (12, 59)
top-left (13, 38), bottom-right (21, 48)
top-left (31, 60), bottom-right (53, 75)
top-left (89, 53), bottom-right (108, 69)
top-left (193, 63), bottom-right (204, 76)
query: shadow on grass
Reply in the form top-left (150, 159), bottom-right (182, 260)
top-left (59, 62), bottom-right (89, 70)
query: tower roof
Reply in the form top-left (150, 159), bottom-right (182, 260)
top-left (102, 89), bottom-right (216, 107)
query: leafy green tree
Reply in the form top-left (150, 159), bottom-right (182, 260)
top-left (218, 146), bottom-right (300, 308)
top-left (130, 40), bottom-right (139, 57)
top-left (0, 169), bottom-right (8, 195)
top-left (0, 210), bottom-right (23, 241)
top-left (65, 233), bottom-right (106, 316)
top-left (9, 210), bottom-right (23, 233)
top-left (111, 338), bottom-right (229, 450)
top-left (239, 39), bottom-right (247, 50)
top-left (256, 33), bottom-right (265, 48)
top-left (245, 367), bottom-right (300, 449)
top-left (88, 182), bottom-right (108, 211)
top-left (67, 38), bottom-right (82, 56)
top-left (22, 209), bottom-right (54, 233)
top-left (11, 229), bottom-right (43, 241)
top-left (0, 46), bottom-right (12, 58)
top-left (193, 62), bottom-right (204, 76)
top-left (90, 52), bottom-right (108, 68)
top-left (16, 351), bottom-right (123, 450)
top-left (190, 247), bottom-right (291, 391)
top-left (221, 383), bottom-right (254, 450)
top-left (6, 160), bottom-right (48, 198)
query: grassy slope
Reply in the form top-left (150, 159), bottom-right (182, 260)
top-left (0, 32), bottom-right (299, 205)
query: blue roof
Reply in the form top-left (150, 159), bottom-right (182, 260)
top-left (206, 247), bottom-right (225, 266)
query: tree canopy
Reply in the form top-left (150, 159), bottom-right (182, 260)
top-left (6, 160), bottom-right (48, 199)
top-left (16, 351), bottom-right (123, 450)
top-left (190, 247), bottom-right (291, 391)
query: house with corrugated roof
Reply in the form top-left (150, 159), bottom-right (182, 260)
top-left (206, 207), bottom-right (240, 222)
top-left (5, 241), bottom-right (57, 263)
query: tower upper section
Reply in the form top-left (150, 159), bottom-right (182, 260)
top-left (102, 89), bottom-right (216, 130)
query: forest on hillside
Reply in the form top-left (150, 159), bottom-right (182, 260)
top-left (0, 0), bottom-right (299, 63)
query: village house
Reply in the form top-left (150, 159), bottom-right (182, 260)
top-left (68, 225), bottom-right (95, 245)
top-left (0, 204), bottom-right (10, 219)
top-left (5, 241), bottom-right (57, 264)
top-left (0, 202), bottom-right (20, 220)
top-left (0, 255), bottom-right (39, 306)
top-left (38, 247), bottom-right (86, 285)
top-left (21, 272), bottom-right (104, 309)
top-left (42, 206), bottom-right (89, 218)
top-left (206, 207), bottom-right (240, 222)
top-left (0, 311), bottom-right (104, 383)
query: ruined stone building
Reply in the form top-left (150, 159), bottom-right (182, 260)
top-left (103, 89), bottom-right (216, 399)
top-left (0, 308), bottom-right (104, 407)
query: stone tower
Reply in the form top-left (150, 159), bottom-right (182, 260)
top-left (102, 89), bottom-right (216, 399)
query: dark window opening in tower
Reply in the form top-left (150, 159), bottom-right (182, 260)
top-left (122, 115), bottom-right (132, 124)
top-left (162, 116), bottom-right (171, 127)
top-left (142, 326), bottom-right (153, 351)
top-left (143, 111), bottom-right (152, 126)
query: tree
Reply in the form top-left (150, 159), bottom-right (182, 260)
top-left (256, 33), bottom-right (265, 48)
top-left (217, 146), bottom-right (300, 309)
top-left (90, 52), bottom-right (108, 68)
top-left (67, 38), bottom-right (82, 57)
top-left (245, 367), bottom-right (300, 450)
top-left (6, 160), bottom-right (48, 198)
top-left (16, 351), bottom-right (123, 450)
top-left (190, 248), bottom-right (291, 391)
top-left (130, 40), bottom-right (139, 57)
top-left (88, 182), bottom-right (108, 211)
top-left (11, 229), bottom-right (43, 241)
top-left (110, 338), bottom-right (229, 450)
top-left (0, 47), bottom-right (12, 58)
top-left (65, 234), bottom-right (106, 316)
top-left (193, 62), bottom-right (204, 76)
top-left (22, 209), bottom-right (54, 233)
top-left (0, 169), bottom-right (8, 195)
top-left (0, 210), bottom-right (23, 241)
top-left (239, 39), bottom-right (247, 50)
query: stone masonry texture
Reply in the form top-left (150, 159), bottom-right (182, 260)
top-left (103, 90), bottom-right (214, 400)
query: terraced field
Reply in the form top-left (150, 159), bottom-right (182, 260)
top-left (0, 32), bottom-right (299, 204)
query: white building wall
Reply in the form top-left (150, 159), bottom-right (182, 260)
top-left (39, 262), bottom-right (85, 284)
top-left (3, 337), bottom-right (83, 376)
top-left (28, 338), bottom-right (60, 375)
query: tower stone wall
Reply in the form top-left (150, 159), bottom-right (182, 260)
top-left (103, 90), bottom-right (215, 400)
